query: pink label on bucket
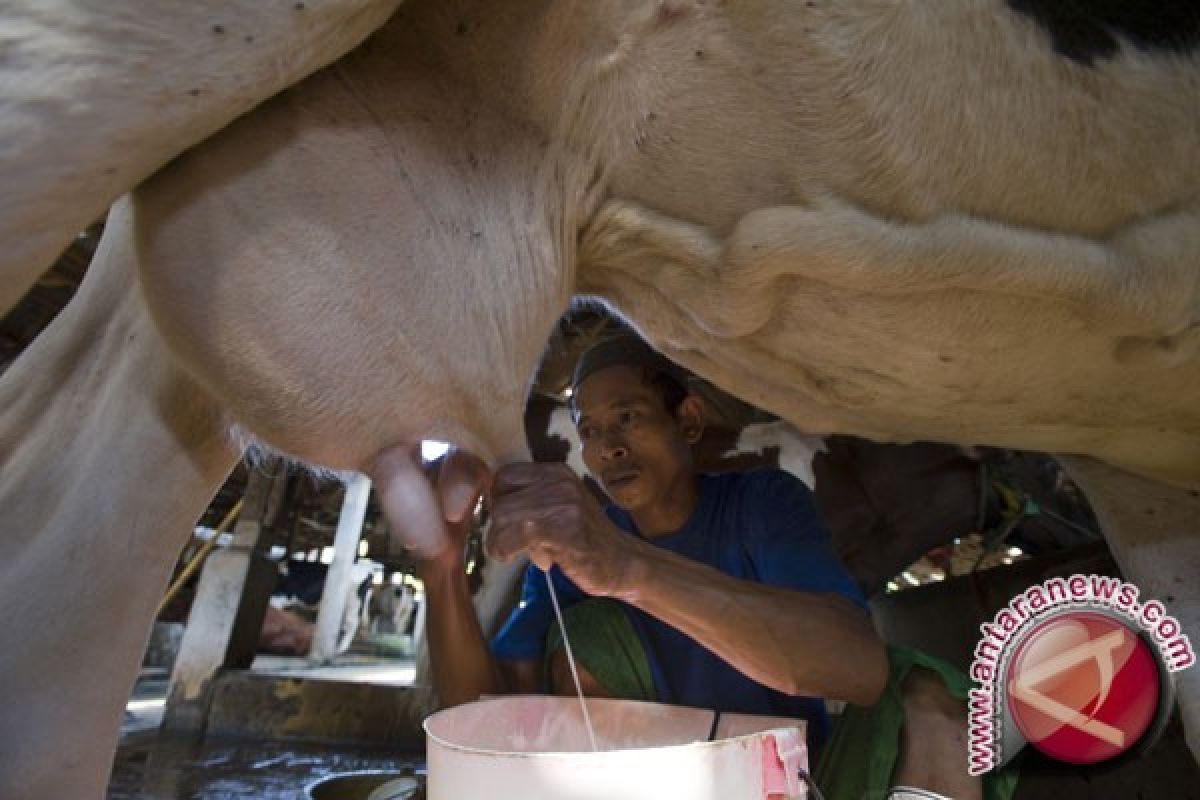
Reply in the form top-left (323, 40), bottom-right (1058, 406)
top-left (762, 729), bottom-right (806, 799)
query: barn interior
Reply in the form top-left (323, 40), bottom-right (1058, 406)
top-left (4, 225), bottom-right (1197, 799)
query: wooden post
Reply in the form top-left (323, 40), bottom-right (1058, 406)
top-left (162, 462), bottom-right (285, 732)
top-left (224, 465), bottom-right (290, 668)
top-left (309, 473), bottom-right (372, 664)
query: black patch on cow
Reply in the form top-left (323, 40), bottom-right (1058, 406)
top-left (1008, 0), bottom-right (1200, 66)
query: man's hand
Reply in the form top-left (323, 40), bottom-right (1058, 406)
top-left (488, 463), bottom-right (647, 599)
top-left (368, 447), bottom-right (506, 709)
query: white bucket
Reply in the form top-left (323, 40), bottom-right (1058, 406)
top-left (424, 695), bottom-right (809, 800)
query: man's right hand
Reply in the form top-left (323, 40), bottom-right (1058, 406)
top-left (487, 462), bottom-right (650, 600)
top-left (369, 446), bottom-right (502, 708)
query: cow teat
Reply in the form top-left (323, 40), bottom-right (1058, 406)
top-left (368, 442), bottom-right (494, 561)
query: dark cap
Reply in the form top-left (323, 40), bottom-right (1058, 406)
top-left (570, 331), bottom-right (690, 395)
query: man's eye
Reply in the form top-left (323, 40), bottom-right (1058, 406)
top-left (619, 410), bottom-right (637, 426)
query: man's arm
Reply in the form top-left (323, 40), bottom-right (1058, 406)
top-left (374, 447), bottom-right (540, 708)
top-left (417, 547), bottom-right (544, 707)
top-left (418, 557), bottom-right (497, 706)
top-left (489, 464), bottom-right (888, 708)
top-left (623, 546), bottom-right (886, 706)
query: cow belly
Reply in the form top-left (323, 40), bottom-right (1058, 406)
top-left (129, 30), bottom-right (558, 475)
top-left (579, 199), bottom-right (1200, 489)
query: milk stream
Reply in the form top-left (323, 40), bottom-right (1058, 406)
top-left (545, 570), bottom-right (599, 752)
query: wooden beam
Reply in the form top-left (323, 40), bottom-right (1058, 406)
top-left (162, 461), bottom-right (285, 732)
top-left (309, 473), bottom-right (372, 664)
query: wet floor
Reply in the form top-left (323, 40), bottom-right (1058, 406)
top-left (107, 731), bottom-right (423, 799)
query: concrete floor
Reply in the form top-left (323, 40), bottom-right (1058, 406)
top-left (118, 657), bottom-right (417, 737)
top-left (121, 668), bottom-right (172, 737)
top-left (108, 731), bottom-right (421, 799)
top-left (110, 657), bottom-right (422, 798)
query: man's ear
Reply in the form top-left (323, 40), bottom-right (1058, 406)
top-left (676, 394), bottom-right (706, 444)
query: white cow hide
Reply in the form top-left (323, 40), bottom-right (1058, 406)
top-left (3, 3), bottom-right (1200, 796)
top-left (727, 421), bottom-right (825, 490)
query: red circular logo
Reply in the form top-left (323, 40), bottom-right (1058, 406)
top-left (1005, 611), bottom-right (1160, 764)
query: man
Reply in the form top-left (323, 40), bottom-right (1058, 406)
top-left (417, 332), bottom-right (1005, 800)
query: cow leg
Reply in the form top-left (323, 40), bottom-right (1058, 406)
top-left (0, 198), bottom-right (238, 799)
top-left (580, 197), bottom-right (1200, 345)
top-left (1060, 456), bottom-right (1200, 763)
top-left (0, 0), bottom-right (400, 314)
top-left (892, 667), bottom-right (982, 800)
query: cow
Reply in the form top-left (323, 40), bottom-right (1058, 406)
top-left (2, 1), bottom-right (1199, 797)
top-left (265, 557), bottom-right (379, 655)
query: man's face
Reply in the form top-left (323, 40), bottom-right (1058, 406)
top-left (574, 365), bottom-right (698, 513)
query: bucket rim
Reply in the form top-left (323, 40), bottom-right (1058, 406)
top-left (422, 694), bottom-right (802, 758)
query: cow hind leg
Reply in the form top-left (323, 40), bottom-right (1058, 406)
top-left (892, 667), bottom-right (982, 800)
top-left (1060, 457), bottom-right (1200, 763)
top-left (0, 198), bottom-right (238, 799)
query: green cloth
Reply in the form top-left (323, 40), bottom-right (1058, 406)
top-left (544, 599), bottom-right (1021, 800)
top-left (545, 597), bottom-right (657, 703)
top-left (814, 644), bottom-right (1020, 800)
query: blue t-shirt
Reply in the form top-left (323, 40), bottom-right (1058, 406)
top-left (490, 469), bottom-right (866, 750)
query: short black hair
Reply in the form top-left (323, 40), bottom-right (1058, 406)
top-left (570, 364), bottom-right (688, 422)
top-left (642, 366), bottom-right (689, 416)
top-left (569, 332), bottom-right (691, 421)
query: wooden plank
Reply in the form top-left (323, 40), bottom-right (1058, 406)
top-left (309, 473), bottom-right (372, 664)
top-left (162, 462), bottom-right (284, 732)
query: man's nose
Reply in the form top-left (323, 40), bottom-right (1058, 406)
top-left (599, 430), bottom-right (628, 459)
